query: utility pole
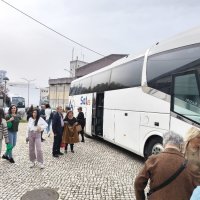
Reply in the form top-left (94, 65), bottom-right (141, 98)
top-left (3, 77), bottom-right (9, 108)
top-left (72, 48), bottom-right (74, 61)
top-left (21, 78), bottom-right (35, 107)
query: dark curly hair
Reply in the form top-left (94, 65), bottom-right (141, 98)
top-left (8, 105), bottom-right (18, 114)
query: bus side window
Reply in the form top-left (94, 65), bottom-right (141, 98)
top-left (171, 72), bottom-right (200, 124)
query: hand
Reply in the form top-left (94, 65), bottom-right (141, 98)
top-left (37, 126), bottom-right (41, 132)
top-left (74, 122), bottom-right (78, 126)
top-left (64, 121), bottom-right (69, 125)
top-left (10, 117), bottom-right (14, 121)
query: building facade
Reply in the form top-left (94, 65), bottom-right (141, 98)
top-left (49, 54), bottom-right (128, 109)
top-left (49, 78), bottom-right (73, 109)
top-left (70, 59), bottom-right (88, 77)
top-left (40, 87), bottom-right (49, 105)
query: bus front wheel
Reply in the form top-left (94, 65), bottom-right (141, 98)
top-left (144, 137), bottom-right (163, 159)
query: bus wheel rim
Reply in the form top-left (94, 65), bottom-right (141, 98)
top-left (152, 143), bottom-right (163, 155)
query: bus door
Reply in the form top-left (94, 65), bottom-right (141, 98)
top-left (92, 93), bottom-right (104, 136)
top-left (170, 70), bottom-right (200, 135)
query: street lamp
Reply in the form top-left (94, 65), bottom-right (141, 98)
top-left (35, 87), bottom-right (42, 105)
top-left (21, 78), bottom-right (35, 107)
top-left (3, 77), bottom-right (9, 108)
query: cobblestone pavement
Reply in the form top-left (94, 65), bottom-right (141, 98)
top-left (0, 123), bottom-right (144, 200)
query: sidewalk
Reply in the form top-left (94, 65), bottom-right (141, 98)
top-left (0, 123), bottom-right (143, 200)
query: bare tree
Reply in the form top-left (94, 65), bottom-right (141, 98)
top-left (0, 83), bottom-right (10, 106)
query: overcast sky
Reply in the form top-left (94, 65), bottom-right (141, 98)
top-left (0, 0), bottom-right (200, 87)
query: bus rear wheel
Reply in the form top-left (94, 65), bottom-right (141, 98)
top-left (144, 137), bottom-right (163, 159)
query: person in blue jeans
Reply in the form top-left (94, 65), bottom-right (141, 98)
top-left (190, 186), bottom-right (200, 200)
top-left (2, 105), bottom-right (20, 163)
top-left (45, 104), bottom-right (52, 136)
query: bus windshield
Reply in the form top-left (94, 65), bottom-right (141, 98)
top-left (11, 97), bottom-right (25, 108)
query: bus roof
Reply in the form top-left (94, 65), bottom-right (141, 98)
top-left (71, 51), bottom-right (145, 83)
top-left (149, 26), bottom-right (200, 56)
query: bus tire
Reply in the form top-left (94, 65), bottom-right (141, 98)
top-left (144, 137), bottom-right (163, 159)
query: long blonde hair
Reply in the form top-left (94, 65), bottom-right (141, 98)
top-left (185, 127), bottom-right (200, 143)
top-left (184, 127), bottom-right (200, 175)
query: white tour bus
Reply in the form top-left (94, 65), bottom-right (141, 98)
top-left (69, 27), bottom-right (200, 158)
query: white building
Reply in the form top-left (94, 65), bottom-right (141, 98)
top-left (40, 87), bottom-right (49, 105)
top-left (7, 82), bottom-right (40, 107)
top-left (69, 59), bottom-right (88, 77)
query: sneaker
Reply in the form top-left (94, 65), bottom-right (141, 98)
top-left (71, 150), bottom-right (75, 153)
top-left (39, 163), bottom-right (45, 169)
top-left (58, 152), bottom-right (64, 155)
top-left (9, 158), bottom-right (15, 163)
top-left (2, 155), bottom-right (9, 160)
top-left (30, 162), bottom-right (35, 168)
top-left (53, 154), bottom-right (59, 158)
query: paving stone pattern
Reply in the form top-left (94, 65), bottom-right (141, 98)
top-left (0, 123), bottom-right (144, 200)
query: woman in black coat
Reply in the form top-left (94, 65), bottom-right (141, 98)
top-left (76, 107), bottom-right (85, 142)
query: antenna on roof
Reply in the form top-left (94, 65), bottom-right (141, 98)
top-left (72, 48), bottom-right (74, 61)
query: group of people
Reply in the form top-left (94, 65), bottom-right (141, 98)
top-left (134, 128), bottom-right (200, 200)
top-left (26, 104), bottom-right (85, 168)
top-left (0, 104), bottom-right (85, 169)
top-left (1, 103), bottom-right (200, 199)
top-left (52, 106), bottom-right (85, 157)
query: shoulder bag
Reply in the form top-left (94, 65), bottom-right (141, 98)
top-left (7, 115), bottom-right (13, 129)
top-left (147, 159), bottom-right (188, 198)
top-left (76, 125), bottom-right (82, 132)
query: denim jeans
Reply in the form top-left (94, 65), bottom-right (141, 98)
top-left (5, 131), bottom-right (17, 158)
top-left (46, 119), bottom-right (51, 133)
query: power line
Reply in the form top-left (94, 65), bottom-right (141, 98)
top-left (0, 0), bottom-right (105, 57)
